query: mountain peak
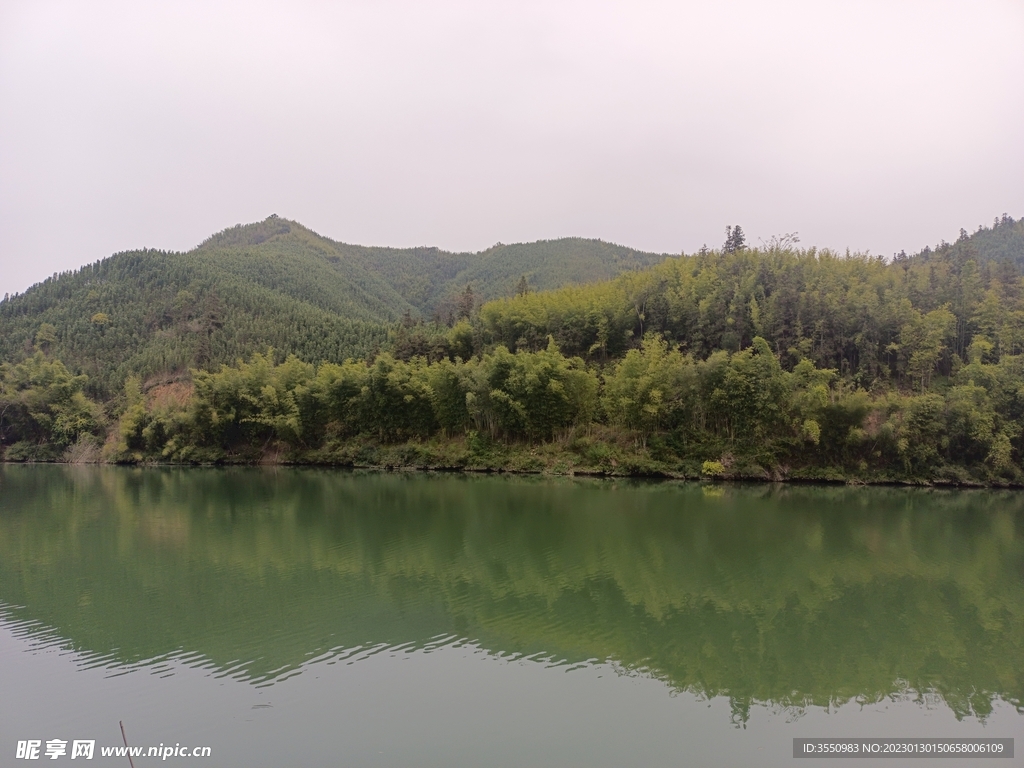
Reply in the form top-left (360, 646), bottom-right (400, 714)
top-left (196, 216), bottom-right (300, 250)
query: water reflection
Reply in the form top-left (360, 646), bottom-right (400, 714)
top-left (1, 465), bottom-right (1022, 722)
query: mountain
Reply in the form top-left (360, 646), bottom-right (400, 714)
top-left (197, 218), bottom-right (669, 316)
top-left (5, 212), bottom-right (1024, 482)
top-left (0, 219), bottom-right (399, 394)
top-left (477, 214), bottom-right (1024, 368)
top-left (0, 216), bottom-right (669, 394)
top-left (335, 237), bottom-right (668, 315)
top-left (920, 214), bottom-right (1024, 266)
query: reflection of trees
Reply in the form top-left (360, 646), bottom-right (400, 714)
top-left (1, 466), bottom-right (1022, 721)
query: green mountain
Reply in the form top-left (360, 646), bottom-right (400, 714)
top-left (0, 217), bottom-right (667, 394)
top-left (479, 215), bottom-right (1024, 365)
top-left (4, 213), bottom-right (1024, 481)
top-left (183, 218), bottom-right (669, 316)
top-left (922, 214), bottom-right (1024, 266)
top-left (0, 220), bottom-right (397, 394)
top-left (336, 237), bottom-right (667, 315)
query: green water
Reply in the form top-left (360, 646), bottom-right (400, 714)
top-left (0, 466), bottom-right (1022, 766)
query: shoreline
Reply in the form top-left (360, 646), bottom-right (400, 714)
top-left (2, 456), bottom-right (1017, 489)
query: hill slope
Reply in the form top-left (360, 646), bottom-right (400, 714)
top-left (193, 217), bottom-right (415, 321)
top-left (333, 237), bottom-right (668, 315)
top-left (0, 218), bottom-right (406, 393)
top-left (477, 214), bottom-right (1024, 368)
top-left (6, 212), bottom-right (1024, 482)
top-left (0, 217), bottom-right (669, 393)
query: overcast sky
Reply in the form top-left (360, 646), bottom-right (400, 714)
top-left (1, 0), bottom-right (1022, 296)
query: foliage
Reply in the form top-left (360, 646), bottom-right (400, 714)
top-left (602, 335), bottom-right (694, 446)
top-left (0, 353), bottom-right (104, 457)
top-left (0, 237), bottom-right (391, 396)
top-left (4, 214), bottom-right (1024, 482)
top-left (334, 236), bottom-right (668, 318)
top-left (0, 219), bottom-right (669, 396)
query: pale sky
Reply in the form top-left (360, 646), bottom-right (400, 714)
top-left (1, 0), bottom-right (1022, 296)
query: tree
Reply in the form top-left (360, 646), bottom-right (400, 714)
top-left (900, 306), bottom-right (956, 391)
top-left (35, 323), bottom-right (57, 352)
top-left (723, 225), bottom-right (747, 254)
top-left (0, 353), bottom-right (102, 455)
top-left (602, 335), bottom-right (692, 447)
top-left (705, 338), bottom-right (788, 449)
top-left (761, 232), bottom-right (800, 251)
top-left (457, 284), bottom-right (475, 320)
top-left (465, 340), bottom-right (597, 441)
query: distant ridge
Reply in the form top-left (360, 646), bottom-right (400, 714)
top-left (330, 235), bottom-right (667, 315)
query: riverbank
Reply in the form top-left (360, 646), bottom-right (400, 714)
top-left (5, 430), bottom-right (1012, 487)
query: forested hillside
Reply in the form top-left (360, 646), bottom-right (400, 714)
top-left (0, 234), bottom-right (396, 394)
top-left (3, 214), bottom-right (1024, 484)
top-left (336, 237), bottom-right (667, 315)
top-left (479, 216), bottom-right (1024, 374)
top-left (0, 216), bottom-right (666, 394)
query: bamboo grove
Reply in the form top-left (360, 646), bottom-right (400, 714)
top-left (1, 215), bottom-right (1023, 482)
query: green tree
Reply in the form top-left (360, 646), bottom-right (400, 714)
top-left (602, 335), bottom-right (692, 447)
top-left (723, 225), bottom-right (747, 254)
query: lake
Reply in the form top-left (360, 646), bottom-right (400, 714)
top-left (0, 466), bottom-right (1021, 766)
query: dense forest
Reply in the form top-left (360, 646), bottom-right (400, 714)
top-left (2, 214), bottom-right (1024, 484)
top-left (0, 217), bottom-right (666, 394)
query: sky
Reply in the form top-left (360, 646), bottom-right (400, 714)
top-left (1, 0), bottom-right (1022, 296)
